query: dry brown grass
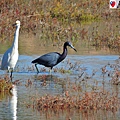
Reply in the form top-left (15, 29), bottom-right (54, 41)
top-left (0, 76), bottom-right (13, 92)
top-left (0, 0), bottom-right (120, 53)
top-left (27, 90), bottom-right (119, 114)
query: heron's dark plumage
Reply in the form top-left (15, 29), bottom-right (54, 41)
top-left (32, 41), bottom-right (76, 73)
top-left (32, 52), bottom-right (61, 69)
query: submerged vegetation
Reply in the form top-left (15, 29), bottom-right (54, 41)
top-left (0, 0), bottom-right (120, 53)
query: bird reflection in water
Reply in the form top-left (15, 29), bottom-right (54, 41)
top-left (9, 85), bottom-right (17, 120)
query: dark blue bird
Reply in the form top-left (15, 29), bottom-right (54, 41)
top-left (32, 41), bottom-right (77, 73)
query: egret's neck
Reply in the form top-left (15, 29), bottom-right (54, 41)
top-left (12, 25), bottom-right (20, 50)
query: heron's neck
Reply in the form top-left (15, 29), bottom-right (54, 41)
top-left (57, 45), bottom-right (67, 64)
top-left (12, 25), bottom-right (20, 50)
top-left (60, 46), bottom-right (67, 61)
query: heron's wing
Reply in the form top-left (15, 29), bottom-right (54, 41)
top-left (34, 52), bottom-right (60, 67)
top-left (1, 48), bottom-right (11, 70)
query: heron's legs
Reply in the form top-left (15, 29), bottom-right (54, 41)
top-left (35, 64), bottom-right (39, 74)
top-left (49, 67), bottom-right (53, 75)
top-left (48, 68), bottom-right (53, 85)
top-left (49, 69), bottom-right (52, 75)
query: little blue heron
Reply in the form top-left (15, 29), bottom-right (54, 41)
top-left (1, 20), bottom-right (20, 81)
top-left (32, 41), bottom-right (77, 73)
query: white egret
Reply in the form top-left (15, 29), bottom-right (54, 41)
top-left (1, 20), bottom-right (20, 81)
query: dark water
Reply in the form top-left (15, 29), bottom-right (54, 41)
top-left (0, 55), bottom-right (120, 120)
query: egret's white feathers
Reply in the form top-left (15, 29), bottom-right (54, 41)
top-left (1, 20), bottom-right (20, 73)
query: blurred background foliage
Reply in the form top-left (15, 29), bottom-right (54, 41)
top-left (0, 0), bottom-right (120, 54)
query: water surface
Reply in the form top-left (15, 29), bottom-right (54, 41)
top-left (0, 55), bottom-right (120, 120)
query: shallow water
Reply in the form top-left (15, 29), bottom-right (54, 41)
top-left (0, 55), bottom-right (120, 120)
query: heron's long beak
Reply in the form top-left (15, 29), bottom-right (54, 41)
top-left (70, 44), bottom-right (77, 52)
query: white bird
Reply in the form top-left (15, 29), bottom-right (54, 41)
top-left (1, 20), bottom-right (20, 81)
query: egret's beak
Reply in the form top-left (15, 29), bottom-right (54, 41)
top-left (70, 44), bottom-right (77, 52)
